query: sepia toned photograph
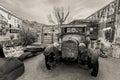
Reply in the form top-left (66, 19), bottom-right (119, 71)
top-left (0, 0), bottom-right (120, 80)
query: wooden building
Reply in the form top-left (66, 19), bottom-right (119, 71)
top-left (41, 25), bottom-right (59, 44)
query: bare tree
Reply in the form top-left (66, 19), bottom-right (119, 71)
top-left (48, 7), bottom-right (71, 42)
top-left (48, 6), bottom-right (70, 32)
top-left (54, 7), bottom-right (69, 25)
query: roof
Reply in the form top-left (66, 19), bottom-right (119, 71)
top-left (86, 0), bottom-right (115, 19)
top-left (69, 19), bottom-right (99, 25)
top-left (0, 4), bottom-right (22, 20)
top-left (61, 24), bottom-right (87, 28)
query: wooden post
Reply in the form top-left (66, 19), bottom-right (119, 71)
top-left (51, 26), bottom-right (54, 44)
top-left (41, 26), bottom-right (44, 44)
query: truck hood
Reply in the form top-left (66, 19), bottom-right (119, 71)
top-left (62, 34), bottom-right (85, 44)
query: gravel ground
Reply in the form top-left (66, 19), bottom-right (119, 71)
top-left (17, 53), bottom-right (120, 80)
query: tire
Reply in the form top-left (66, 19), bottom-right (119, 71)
top-left (45, 53), bottom-right (56, 70)
top-left (91, 60), bottom-right (99, 77)
top-left (78, 53), bottom-right (88, 66)
top-left (87, 57), bottom-right (92, 69)
top-left (45, 56), bottom-right (51, 70)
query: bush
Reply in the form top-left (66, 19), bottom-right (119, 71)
top-left (19, 27), bottom-right (38, 46)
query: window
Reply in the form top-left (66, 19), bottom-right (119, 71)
top-left (8, 14), bottom-right (11, 20)
top-left (44, 33), bottom-right (47, 36)
top-left (18, 24), bottom-right (20, 28)
top-left (9, 24), bottom-right (11, 28)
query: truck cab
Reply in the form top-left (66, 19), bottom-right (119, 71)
top-left (60, 24), bottom-right (87, 61)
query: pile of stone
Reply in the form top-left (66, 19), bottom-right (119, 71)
top-left (101, 43), bottom-right (120, 58)
top-left (112, 44), bottom-right (120, 58)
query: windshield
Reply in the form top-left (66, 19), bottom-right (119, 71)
top-left (62, 27), bottom-right (85, 34)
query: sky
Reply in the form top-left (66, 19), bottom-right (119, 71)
top-left (0, 0), bottom-right (113, 24)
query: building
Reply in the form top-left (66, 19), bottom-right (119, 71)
top-left (41, 25), bottom-right (59, 44)
top-left (86, 0), bottom-right (120, 44)
top-left (0, 5), bottom-right (22, 44)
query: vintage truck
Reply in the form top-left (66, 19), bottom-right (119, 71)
top-left (44, 20), bottom-right (99, 77)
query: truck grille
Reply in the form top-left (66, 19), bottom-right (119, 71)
top-left (62, 40), bottom-right (78, 59)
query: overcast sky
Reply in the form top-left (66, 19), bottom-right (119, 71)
top-left (0, 0), bottom-right (113, 24)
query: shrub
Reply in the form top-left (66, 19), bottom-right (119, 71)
top-left (19, 27), bottom-right (38, 46)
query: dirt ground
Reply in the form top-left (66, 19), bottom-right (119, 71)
top-left (17, 53), bottom-right (120, 80)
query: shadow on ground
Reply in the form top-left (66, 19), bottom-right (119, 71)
top-left (17, 53), bottom-right (120, 80)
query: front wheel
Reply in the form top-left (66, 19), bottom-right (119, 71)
top-left (45, 53), bottom-right (56, 70)
top-left (91, 60), bottom-right (99, 77)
